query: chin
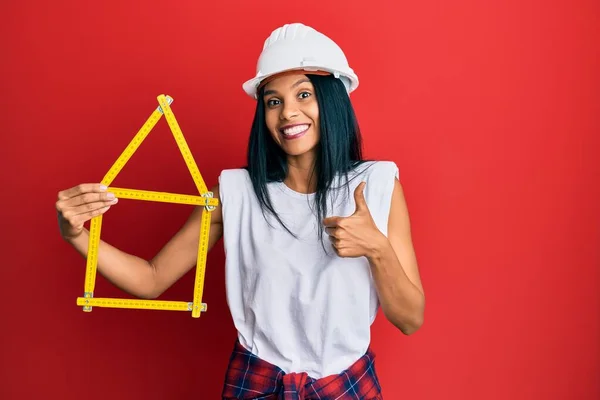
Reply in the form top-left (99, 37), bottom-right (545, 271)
top-left (275, 133), bottom-right (319, 157)
top-left (280, 142), bottom-right (319, 157)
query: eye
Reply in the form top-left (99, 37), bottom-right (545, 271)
top-left (298, 91), bottom-right (311, 99)
top-left (266, 98), bottom-right (281, 107)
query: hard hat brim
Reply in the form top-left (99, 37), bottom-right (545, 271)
top-left (242, 67), bottom-right (359, 100)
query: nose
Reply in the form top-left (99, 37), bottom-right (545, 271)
top-left (280, 101), bottom-right (299, 121)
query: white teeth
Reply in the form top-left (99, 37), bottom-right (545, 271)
top-left (282, 124), bottom-right (309, 135)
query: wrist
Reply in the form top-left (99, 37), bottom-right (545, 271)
top-left (63, 228), bottom-right (85, 244)
top-left (366, 232), bottom-right (390, 263)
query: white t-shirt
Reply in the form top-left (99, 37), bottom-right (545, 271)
top-left (218, 160), bottom-right (399, 378)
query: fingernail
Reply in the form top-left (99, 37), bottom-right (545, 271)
top-left (100, 185), bottom-right (108, 191)
top-left (107, 192), bottom-right (115, 199)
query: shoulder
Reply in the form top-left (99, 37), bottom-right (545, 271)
top-left (370, 160), bottom-right (399, 177)
top-left (350, 160), bottom-right (399, 184)
top-left (216, 168), bottom-right (254, 207)
top-left (218, 167), bottom-right (250, 181)
top-left (218, 168), bottom-right (251, 190)
top-left (350, 161), bottom-right (401, 234)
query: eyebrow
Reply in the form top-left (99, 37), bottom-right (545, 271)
top-left (264, 78), bottom-right (311, 96)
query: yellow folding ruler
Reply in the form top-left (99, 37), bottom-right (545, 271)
top-left (76, 94), bottom-right (218, 318)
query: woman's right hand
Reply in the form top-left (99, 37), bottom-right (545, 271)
top-left (55, 183), bottom-right (119, 240)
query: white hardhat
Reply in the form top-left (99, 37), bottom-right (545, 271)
top-left (242, 23), bottom-right (359, 99)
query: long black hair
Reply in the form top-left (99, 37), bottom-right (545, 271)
top-left (245, 74), bottom-right (371, 245)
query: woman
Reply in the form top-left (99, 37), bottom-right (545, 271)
top-left (55, 23), bottom-right (425, 399)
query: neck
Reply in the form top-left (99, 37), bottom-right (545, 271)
top-left (284, 153), bottom-right (317, 194)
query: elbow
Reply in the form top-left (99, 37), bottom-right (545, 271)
top-left (133, 284), bottom-right (161, 300)
top-left (389, 296), bottom-right (425, 336)
top-left (398, 313), bottom-right (424, 335)
top-left (140, 282), bottom-right (164, 300)
top-left (137, 261), bottom-right (162, 299)
top-left (138, 290), bottom-right (160, 300)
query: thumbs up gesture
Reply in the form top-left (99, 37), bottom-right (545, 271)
top-left (322, 182), bottom-right (385, 259)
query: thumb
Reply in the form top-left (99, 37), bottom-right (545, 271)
top-left (353, 181), bottom-right (368, 214)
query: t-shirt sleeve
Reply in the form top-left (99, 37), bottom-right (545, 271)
top-left (217, 169), bottom-right (244, 233)
top-left (364, 161), bottom-right (400, 237)
top-left (217, 168), bottom-right (249, 254)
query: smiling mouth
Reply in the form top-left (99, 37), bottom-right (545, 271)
top-left (280, 124), bottom-right (310, 140)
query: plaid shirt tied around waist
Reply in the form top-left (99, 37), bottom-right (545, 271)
top-left (221, 340), bottom-right (383, 400)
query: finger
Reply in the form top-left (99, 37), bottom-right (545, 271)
top-left (72, 198), bottom-right (118, 216)
top-left (326, 227), bottom-right (347, 242)
top-left (353, 182), bottom-right (368, 214)
top-left (323, 216), bottom-right (342, 227)
top-left (67, 204), bottom-right (113, 226)
top-left (62, 191), bottom-right (116, 208)
top-left (58, 183), bottom-right (107, 201)
top-left (328, 234), bottom-right (340, 247)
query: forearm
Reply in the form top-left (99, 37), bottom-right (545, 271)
top-left (66, 228), bottom-right (157, 299)
top-left (367, 237), bottom-right (425, 335)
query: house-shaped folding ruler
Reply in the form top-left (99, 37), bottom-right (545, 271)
top-left (76, 94), bottom-right (218, 318)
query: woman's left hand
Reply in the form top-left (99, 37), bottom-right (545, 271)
top-left (323, 182), bottom-right (386, 259)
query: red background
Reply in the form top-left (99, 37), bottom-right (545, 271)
top-left (2, 1), bottom-right (598, 399)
